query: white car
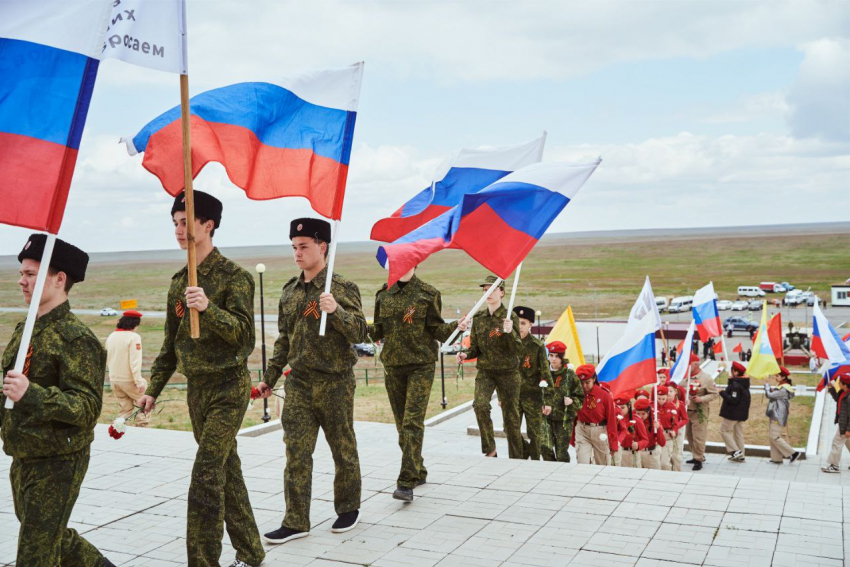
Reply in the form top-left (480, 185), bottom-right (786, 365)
top-left (717, 300), bottom-right (733, 311)
top-left (100, 308), bottom-right (117, 317)
top-left (731, 300), bottom-right (748, 311)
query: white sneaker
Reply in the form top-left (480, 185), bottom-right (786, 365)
top-left (227, 561), bottom-right (250, 567)
top-left (821, 465), bottom-right (840, 473)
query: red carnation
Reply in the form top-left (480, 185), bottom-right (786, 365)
top-left (108, 425), bottom-right (125, 440)
top-left (250, 387), bottom-right (260, 401)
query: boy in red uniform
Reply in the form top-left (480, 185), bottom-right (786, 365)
top-left (666, 381), bottom-right (689, 471)
top-left (574, 365), bottom-right (619, 465)
top-left (634, 398), bottom-right (665, 469)
top-left (614, 396), bottom-right (648, 467)
top-left (656, 385), bottom-right (680, 471)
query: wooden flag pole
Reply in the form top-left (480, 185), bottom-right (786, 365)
top-left (442, 278), bottom-right (503, 349)
top-left (5, 234), bottom-right (57, 410)
top-left (319, 219), bottom-right (341, 336)
top-left (179, 73), bottom-right (200, 339)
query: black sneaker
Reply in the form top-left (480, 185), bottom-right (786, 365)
top-left (103, 558), bottom-right (117, 567)
top-left (730, 450), bottom-right (743, 461)
top-left (393, 487), bottom-right (414, 502)
top-left (692, 461), bottom-right (703, 471)
top-left (263, 526), bottom-right (308, 544)
top-left (332, 510), bottom-right (360, 533)
top-left (769, 460), bottom-right (783, 464)
top-left (686, 458), bottom-right (697, 464)
top-left (789, 451), bottom-right (801, 463)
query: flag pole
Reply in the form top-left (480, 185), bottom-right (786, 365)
top-left (442, 278), bottom-right (503, 349)
top-left (179, 73), bottom-right (200, 339)
top-left (4, 233), bottom-right (57, 410)
top-left (506, 263), bottom-right (523, 314)
top-left (319, 219), bottom-right (341, 336)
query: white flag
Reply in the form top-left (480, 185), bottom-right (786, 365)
top-left (628, 276), bottom-right (662, 331)
top-left (100, 0), bottom-right (187, 74)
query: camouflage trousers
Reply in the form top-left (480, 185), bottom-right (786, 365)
top-left (473, 369), bottom-right (523, 458)
top-left (281, 370), bottom-right (361, 532)
top-left (519, 390), bottom-right (544, 460)
top-left (186, 371), bottom-right (264, 567)
top-left (384, 364), bottom-right (433, 489)
top-left (10, 447), bottom-right (103, 567)
top-left (541, 417), bottom-right (573, 463)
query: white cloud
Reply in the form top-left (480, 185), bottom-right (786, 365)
top-left (786, 38), bottom-right (850, 141)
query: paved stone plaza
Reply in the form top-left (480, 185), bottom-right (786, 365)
top-left (1, 397), bottom-right (849, 566)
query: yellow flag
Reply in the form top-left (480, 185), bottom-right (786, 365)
top-left (546, 305), bottom-right (585, 366)
top-left (746, 302), bottom-right (781, 378)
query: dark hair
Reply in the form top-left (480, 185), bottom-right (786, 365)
top-left (47, 267), bottom-right (75, 293)
top-left (196, 215), bottom-right (216, 238)
top-left (781, 376), bottom-right (793, 386)
top-left (549, 352), bottom-right (565, 362)
top-left (116, 316), bottom-right (141, 330)
top-left (314, 238), bottom-right (329, 259)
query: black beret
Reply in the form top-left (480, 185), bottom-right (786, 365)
top-left (513, 306), bottom-right (535, 322)
top-left (170, 190), bottom-right (222, 228)
top-left (18, 234), bottom-right (89, 283)
top-left (290, 218), bottom-right (331, 242)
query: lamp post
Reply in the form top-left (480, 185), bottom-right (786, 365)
top-left (256, 263), bottom-right (270, 423)
top-left (536, 310), bottom-right (542, 339)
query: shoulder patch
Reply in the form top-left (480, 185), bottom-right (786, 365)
top-left (375, 283), bottom-right (389, 297)
top-left (417, 280), bottom-right (439, 297)
top-left (282, 276), bottom-right (298, 290)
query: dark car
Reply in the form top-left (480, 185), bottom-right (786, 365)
top-left (354, 343), bottom-right (375, 357)
top-left (747, 300), bottom-right (763, 311)
top-left (724, 316), bottom-right (758, 336)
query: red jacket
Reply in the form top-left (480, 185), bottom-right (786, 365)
top-left (641, 411), bottom-right (666, 449)
top-left (617, 412), bottom-right (649, 451)
top-left (577, 385), bottom-right (620, 452)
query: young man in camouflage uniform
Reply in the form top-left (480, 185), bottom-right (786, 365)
top-left (257, 218), bottom-right (366, 544)
top-left (457, 276), bottom-right (524, 458)
top-left (369, 267), bottom-right (467, 501)
top-left (513, 306), bottom-right (549, 460)
top-left (138, 191), bottom-right (265, 567)
top-left (2, 235), bottom-right (117, 567)
top-left (541, 341), bottom-right (584, 462)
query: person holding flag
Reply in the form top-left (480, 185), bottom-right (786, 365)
top-left (137, 192), bottom-right (265, 567)
top-left (613, 396), bottom-right (648, 468)
top-left (457, 277), bottom-right (524, 458)
top-left (514, 306), bottom-right (551, 460)
top-left (257, 218), bottom-right (367, 542)
top-left (765, 367), bottom-right (800, 465)
top-left (718, 361), bottom-right (751, 462)
top-left (822, 373), bottom-right (850, 473)
top-left (633, 397), bottom-right (665, 469)
top-left (683, 353), bottom-right (718, 471)
top-left (367, 267), bottom-right (467, 501)
top-left (1, 235), bottom-right (118, 567)
top-left (541, 341), bottom-right (584, 462)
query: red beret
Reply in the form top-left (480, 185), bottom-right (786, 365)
top-left (575, 364), bottom-right (596, 379)
top-left (614, 396), bottom-right (631, 405)
top-left (123, 310), bottom-right (143, 318)
top-left (779, 366), bottom-right (791, 377)
top-left (546, 341), bottom-right (566, 354)
top-left (656, 368), bottom-right (670, 377)
top-left (634, 389), bottom-right (650, 399)
top-left (731, 361), bottom-right (746, 375)
top-left (657, 385), bottom-right (669, 395)
top-left (839, 374), bottom-right (850, 385)
top-left (689, 354), bottom-right (701, 364)
top-left (634, 398), bottom-right (651, 411)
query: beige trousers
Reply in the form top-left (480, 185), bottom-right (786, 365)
top-left (575, 423), bottom-right (609, 465)
top-left (826, 428), bottom-right (850, 467)
top-left (768, 420), bottom-right (793, 461)
top-left (686, 412), bottom-right (708, 462)
top-left (112, 380), bottom-right (149, 426)
top-left (671, 430), bottom-right (685, 471)
top-left (640, 448), bottom-right (661, 469)
top-left (659, 435), bottom-right (674, 471)
top-left (720, 418), bottom-right (745, 455)
top-left (615, 448), bottom-right (639, 468)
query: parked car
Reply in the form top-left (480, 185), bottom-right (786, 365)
top-left (748, 300), bottom-right (763, 311)
top-left (737, 286), bottom-right (766, 297)
top-left (784, 290), bottom-right (805, 305)
top-left (655, 297), bottom-right (669, 312)
top-left (806, 295), bottom-right (822, 307)
top-left (100, 308), bottom-right (117, 317)
top-left (731, 300), bottom-right (749, 311)
top-left (354, 343), bottom-right (375, 357)
top-left (668, 295), bottom-right (694, 313)
top-left (780, 282), bottom-right (795, 291)
top-left (724, 316), bottom-right (758, 336)
top-left (717, 300), bottom-right (733, 311)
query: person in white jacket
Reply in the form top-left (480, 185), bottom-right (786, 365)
top-left (105, 310), bottom-right (148, 426)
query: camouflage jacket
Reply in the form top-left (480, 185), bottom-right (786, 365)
top-left (368, 275), bottom-right (457, 367)
top-left (543, 366), bottom-right (584, 421)
top-left (264, 266), bottom-right (366, 387)
top-left (149, 248), bottom-right (255, 398)
top-left (1, 301), bottom-right (106, 459)
top-left (465, 304), bottom-right (522, 371)
top-left (518, 334), bottom-right (550, 397)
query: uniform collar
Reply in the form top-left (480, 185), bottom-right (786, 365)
top-left (521, 333), bottom-right (536, 344)
top-left (388, 274), bottom-right (419, 295)
top-left (485, 304), bottom-right (507, 319)
top-left (197, 247), bottom-right (223, 276)
top-left (33, 300), bottom-right (71, 335)
top-left (301, 265), bottom-right (329, 290)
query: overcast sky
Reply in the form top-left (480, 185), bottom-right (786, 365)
top-left (1, 0), bottom-right (848, 256)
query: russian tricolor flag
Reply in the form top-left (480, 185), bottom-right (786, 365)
top-left (0, 0), bottom-right (111, 233)
top-left (812, 303), bottom-right (850, 390)
top-left (370, 135), bottom-right (546, 242)
top-left (124, 63), bottom-right (364, 220)
top-left (692, 282), bottom-right (722, 342)
top-left (670, 321), bottom-right (696, 384)
top-left (597, 309), bottom-right (658, 396)
top-left (376, 159), bottom-right (600, 286)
